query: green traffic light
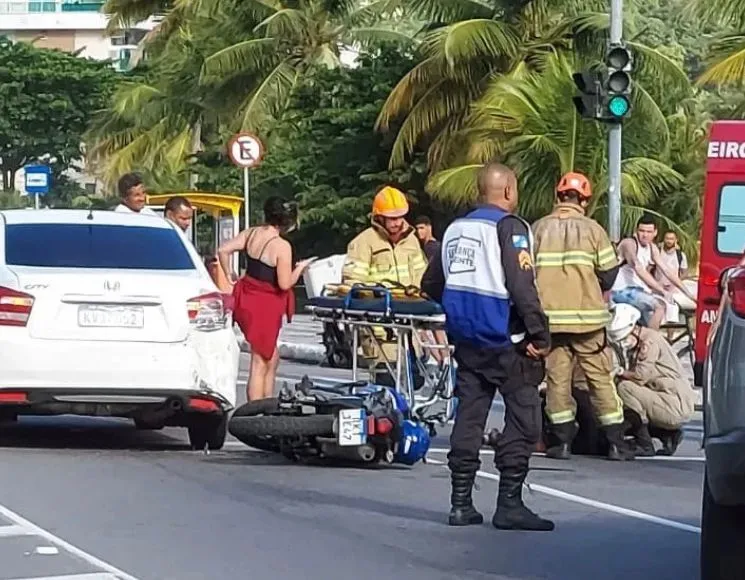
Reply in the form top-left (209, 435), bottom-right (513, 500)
top-left (608, 95), bottom-right (629, 117)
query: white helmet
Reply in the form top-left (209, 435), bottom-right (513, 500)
top-left (607, 303), bottom-right (641, 343)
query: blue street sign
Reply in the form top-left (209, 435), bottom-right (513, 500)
top-left (24, 165), bottom-right (52, 196)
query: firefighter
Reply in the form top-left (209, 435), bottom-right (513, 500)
top-left (532, 171), bottom-right (633, 461)
top-left (342, 186), bottom-right (428, 375)
top-left (607, 303), bottom-right (696, 456)
top-left (342, 185), bottom-right (426, 287)
top-left (422, 161), bottom-right (554, 532)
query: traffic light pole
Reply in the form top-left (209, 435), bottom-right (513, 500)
top-left (607, 0), bottom-right (623, 242)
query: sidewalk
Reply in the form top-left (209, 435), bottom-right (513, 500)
top-left (234, 314), bottom-right (326, 363)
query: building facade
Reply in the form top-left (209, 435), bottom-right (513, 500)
top-left (0, 0), bottom-right (154, 70)
top-left (1, 0), bottom-right (156, 195)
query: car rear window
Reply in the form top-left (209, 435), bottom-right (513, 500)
top-left (717, 184), bottom-right (745, 256)
top-left (4, 223), bottom-right (196, 270)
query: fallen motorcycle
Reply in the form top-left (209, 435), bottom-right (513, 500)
top-left (228, 376), bottom-right (432, 466)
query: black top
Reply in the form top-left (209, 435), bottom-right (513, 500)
top-left (423, 239), bottom-right (441, 262)
top-left (421, 214), bottom-right (550, 350)
top-left (245, 229), bottom-right (279, 287)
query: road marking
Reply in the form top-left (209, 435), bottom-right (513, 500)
top-left (425, 457), bottom-right (701, 534)
top-left (425, 447), bottom-right (705, 462)
top-left (0, 524), bottom-right (33, 537)
top-left (5, 575), bottom-right (120, 580)
top-left (0, 504), bottom-right (140, 580)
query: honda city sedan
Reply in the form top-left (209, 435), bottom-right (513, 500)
top-left (0, 209), bottom-right (240, 450)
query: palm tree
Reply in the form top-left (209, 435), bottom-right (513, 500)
top-left (85, 1), bottom-right (260, 190)
top-left (424, 51), bottom-right (701, 255)
top-left (687, 0), bottom-right (745, 86)
top-left (198, 0), bottom-right (413, 133)
top-left (375, 0), bottom-right (691, 173)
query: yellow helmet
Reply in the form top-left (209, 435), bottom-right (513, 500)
top-left (372, 186), bottom-right (409, 218)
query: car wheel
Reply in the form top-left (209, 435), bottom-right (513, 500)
top-left (701, 471), bottom-right (745, 579)
top-left (188, 414), bottom-right (227, 451)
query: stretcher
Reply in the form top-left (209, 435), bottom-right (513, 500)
top-left (305, 283), bottom-right (455, 429)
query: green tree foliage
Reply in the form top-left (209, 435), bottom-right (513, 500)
top-left (88, 0), bottom-right (724, 259)
top-left (192, 46), bottom-right (432, 257)
top-left (0, 37), bottom-right (119, 197)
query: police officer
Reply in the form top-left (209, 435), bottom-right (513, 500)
top-left (422, 162), bottom-right (554, 532)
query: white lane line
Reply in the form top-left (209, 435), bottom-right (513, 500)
top-left (425, 447), bottom-right (706, 462)
top-left (0, 504), bottom-right (140, 580)
top-left (0, 524), bottom-right (33, 537)
top-left (425, 457), bottom-right (701, 534)
top-left (5, 575), bottom-right (119, 580)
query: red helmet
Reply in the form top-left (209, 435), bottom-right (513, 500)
top-left (557, 172), bottom-right (592, 199)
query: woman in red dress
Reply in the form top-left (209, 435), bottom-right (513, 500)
top-left (218, 198), bottom-right (314, 401)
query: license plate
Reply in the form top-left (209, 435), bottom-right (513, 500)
top-left (337, 408), bottom-right (366, 446)
top-left (77, 305), bottom-right (144, 328)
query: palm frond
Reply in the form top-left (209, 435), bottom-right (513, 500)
top-left (254, 8), bottom-right (310, 42)
top-left (200, 38), bottom-right (281, 82)
top-left (425, 163), bottom-right (483, 205)
top-left (238, 60), bottom-right (299, 132)
top-left (697, 34), bottom-right (745, 87)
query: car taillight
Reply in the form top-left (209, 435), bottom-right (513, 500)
top-left (727, 270), bottom-right (745, 317)
top-left (186, 292), bottom-right (230, 331)
top-left (0, 286), bottom-right (34, 327)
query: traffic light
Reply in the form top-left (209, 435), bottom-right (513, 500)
top-left (572, 70), bottom-right (604, 120)
top-left (603, 42), bottom-right (633, 121)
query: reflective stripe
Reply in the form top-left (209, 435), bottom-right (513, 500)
top-left (543, 309), bottom-right (611, 325)
top-left (536, 250), bottom-right (595, 267)
top-left (596, 245), bottom-right (617, 268)
top-left (548, 410), bottom-right (575, 424)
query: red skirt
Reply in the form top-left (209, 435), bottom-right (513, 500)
top-left (232, 276), bottom-right (295, 360)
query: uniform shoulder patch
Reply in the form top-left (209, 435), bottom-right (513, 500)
top-left (517, 249), bottom-right (533, 270)
top-left (512, 234), bottom-right (529, 249)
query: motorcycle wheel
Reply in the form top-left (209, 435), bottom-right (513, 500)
top-left (229, 414), bottom-right (335, 439)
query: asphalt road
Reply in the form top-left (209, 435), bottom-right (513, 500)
top-left (0, 353), bottom-right (704, 580)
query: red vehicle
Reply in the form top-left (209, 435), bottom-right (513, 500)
top-left (695, 120), bottom-right (745, 385)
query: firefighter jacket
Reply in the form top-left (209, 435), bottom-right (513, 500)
top-left (342, 219), bottom-right (427, 288)
top-left (532, 203), bottom-right (620, 334)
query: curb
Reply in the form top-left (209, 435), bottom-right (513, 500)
top-left (236, 334), bottom-right (326, 364)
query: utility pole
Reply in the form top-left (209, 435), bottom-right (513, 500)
top-left (608, 0), bottom-right (623, 243)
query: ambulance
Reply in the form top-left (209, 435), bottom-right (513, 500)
top-left (695, 120), bottom-right (745, 385)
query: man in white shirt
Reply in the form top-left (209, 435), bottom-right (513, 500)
top-left (164, 196), bottom-right (194, 233)
top-left (611, 215), bottom-right (695, 330)
top-left (113, 172), bottom-right (157, 215)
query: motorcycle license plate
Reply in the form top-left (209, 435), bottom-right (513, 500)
top-left (337, 408), bottom-right (367, 446)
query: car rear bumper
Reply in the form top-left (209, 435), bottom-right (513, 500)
top-left (706, 428), bottom-right (745, 505)
top-left (0, 328), bottom-right (239, 408)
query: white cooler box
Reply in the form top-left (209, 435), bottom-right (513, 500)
top-left (304, 254), bottom-right (347, 298)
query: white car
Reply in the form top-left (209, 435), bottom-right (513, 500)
top-left (0, 209), bottom-right (240, 450)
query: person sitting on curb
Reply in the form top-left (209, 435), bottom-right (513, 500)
top-left (606, 303), bottom-right (696, 456)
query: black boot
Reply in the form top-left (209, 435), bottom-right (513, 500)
top-left (545, 422), bottom-right (576, 460)
top-left (492, 468), bottom-right (555, 531)
top-left (649, 426), bottom-right (684, 456)
top-left (623, 409), bottom-right (655, 457)
top-left (603, 423), bottom-right (636, 461)
top-left (448, 470), bottom-right (484, 526)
